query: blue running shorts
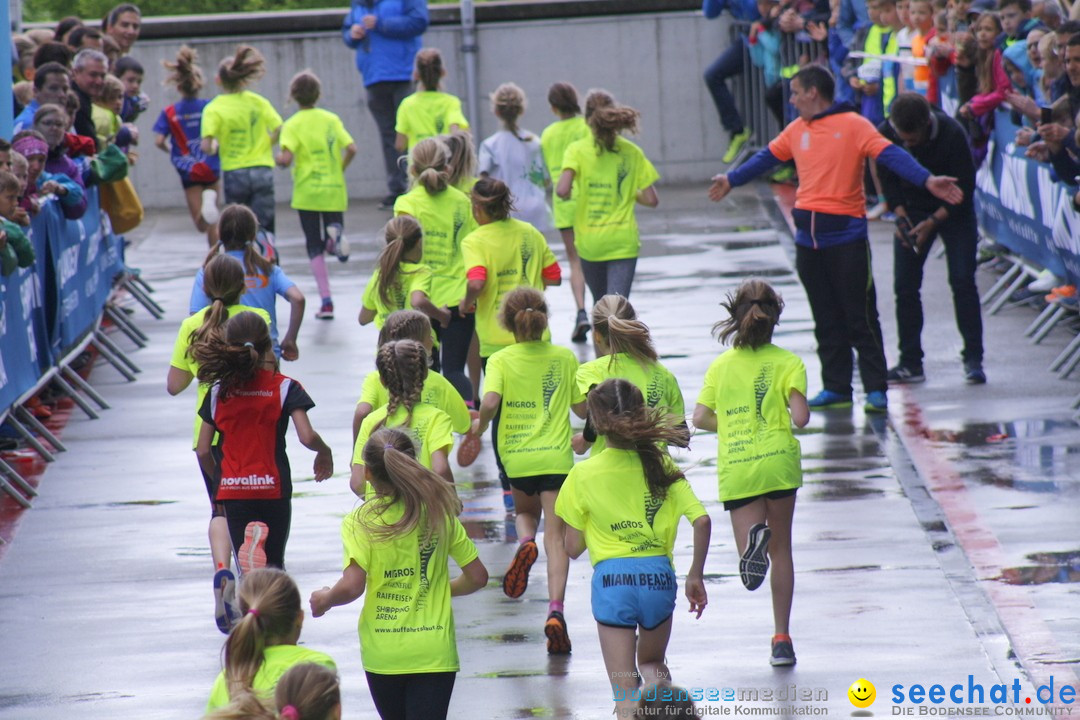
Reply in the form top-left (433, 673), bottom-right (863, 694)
top-left (591, 556), bottom-right (677, 630)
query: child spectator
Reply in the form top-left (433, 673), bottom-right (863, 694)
top-left (479, 82), bottom-right (552, 233)
top-left (959, 12), bottom-right (1012, 121)
top-left (907, 0), bottom-right (937, 95)
top-left (277, 70), bottom-right (357, 320)
top-left (12, 131), bottom-right (83, 218)
top-left (858, 0), bottom-right (904, 124)
top-left (91, 74), bottom-right (124, 149)
top-left (394, 48), bottom-right (469, 155)
top-left (113, 55), bottom-right (148, 123)
top-left (0, 171), bottom-right (35, 277)
top-left (32, 104), bottom-right (88, 219)
top-left (997, 0), bottom-right (1043, 50)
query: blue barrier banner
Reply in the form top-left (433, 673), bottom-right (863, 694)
top-left (0, 266), bottom-right (44, 411)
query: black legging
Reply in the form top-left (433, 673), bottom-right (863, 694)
top-left (222, 497), bottom-right (292, 569)
top-left (297, 210), bottom-right (344, 260)
top-left (365, 671), bottom-right (456, 720)
top-left (432, 308), bottom-right (474, 404)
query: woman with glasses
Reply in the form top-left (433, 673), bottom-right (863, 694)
top-left (32, 103), bottom-right (88, 220)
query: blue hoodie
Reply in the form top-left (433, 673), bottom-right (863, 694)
top-left (1002, 40), bottom-right (1045, 105)
top-left (342, 0), bottom-right (429, 87)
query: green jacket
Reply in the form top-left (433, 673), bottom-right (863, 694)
top-left (0, 218), bottom-right (35, 277)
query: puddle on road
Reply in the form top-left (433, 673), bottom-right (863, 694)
top-left (478, 632), bottom-right (532, 644)
top-left (998, 549), bottom-right (1080, 585)
top-left (461, 518), bottom-right (515, 543)
top-left (0, 691), bottom-right (134, 709)
top-left (806, 479), bottom-right (886, 501)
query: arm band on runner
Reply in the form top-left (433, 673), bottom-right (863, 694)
top-left (466, 266), bottom-right (487, 281)
top-left (542, 262), bottom-right (562, 283)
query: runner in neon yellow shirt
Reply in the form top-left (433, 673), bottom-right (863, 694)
top-left (310, 428), bottom-right (488, 720)
top-left (556, 378), bottom-right (710, 719)
top-left (276, 70), bottom-right (357, 319)
top-left (692, 280), bottom-right (808, 668)
top-left (556, 94), bottom-right (659, 304)
top-left (473, 288), bottom-right (582, 654)
top-left (394, 137), bottom-right (478, 403)
top-left (360, 216), bottom-right (451, 333)
top-left (540, 82), bottom-right (592, 342)
top-left (394, 49), bottom-right (469, 153)
top-left (459, 177), bottom-right (562, 359)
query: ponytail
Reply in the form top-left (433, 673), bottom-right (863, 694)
top-left (499, 286), bottom-right (548, 342)
top-left (470, 177), bottom-right (514, 222)
top-left (377, 216), bottom-right (424, 308)
top-left (414, 48), bottom-right (444, 91)
top-left (374, 339), bottom-right (428, 430)
top-left (547, 81), bottom-right (581, 116)
top-left (490, 82), bottom-right (526, 136)
top-left (218, 45), bottom-right (266, 92)
top-left (222, 569), bottom-right (302, 700)
top-left (188, 255), bottom-right (247, 355)
top-left (193, 311), bottom-right (272, 398)
top-left (713, 279), bottom-right (783, 350)
top-left (409, 137), bottom-right (451, 195)
top-left (211, 204), bottom-right (271, 277)
top-left (591, 295), bottom-right (657, 367)
top-left (589, 104), bottom-right (640, 152)
top-left (443, 130), bottom-right (477, 189)
top-left (587, 379), bottom-right (688, 501)
top-left (360, 428), bottom-right (461, 542)
top-left (163, 45), bottom-right (203, 97)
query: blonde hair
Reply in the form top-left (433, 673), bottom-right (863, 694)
top-left (490, 82), bottom-right (526, 135)
top-left (591, 295), bottom-right (658, 367)
top-left (163, 45), bottom-right (203, 97)
top-left (499, 286), bottom-right (548, 342)
top-left (443, 130), bottom-right (476, 189)
top-left (374, 339), bottom-right (429, 430)
top-left (218, 45), bottom-right (265, 92)
top-left (376, 216), bottom-right (424, 308)
top-left (409, 137), bottom-right (451, 194)
top-left (222, 569), bottom-right (302, 700)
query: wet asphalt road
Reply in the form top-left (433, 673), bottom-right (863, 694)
top-left (0, 184), bottom-right (1076, 719)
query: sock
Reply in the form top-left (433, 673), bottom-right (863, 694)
top-left (549, 600), bottom-right (564, 615)
top-left (216, 562), bottom-right (225, 571)
top-left (310, 255), bottom-right (331, 301)
top-left (520, 536), bottom-right (535, 545)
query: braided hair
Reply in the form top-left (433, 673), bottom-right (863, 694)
top-left (374, 339), bottom-right (428, 430)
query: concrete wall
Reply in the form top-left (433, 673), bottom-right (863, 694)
top-left (129, 9), bottom-right (733, 208)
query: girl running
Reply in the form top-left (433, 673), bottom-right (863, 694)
top-left (540, 82), bottom-right (592, 343)
top-left (277, 69), bottom-right (358, 321)
top-left (206, 569), bottom-right (336, 713)
top-left (194, 311), bottom-right (333, 576)
top-left (354, 311), bottom-right (480, 465)
top-left (573, 295), bottom-right (685, 456)
top-left (393, 137), bottom-right (477, 403)
top-left (201, 45), bottom-right (283, 246)
top-left (192, 204), bottom-right (305, 361)
top-left (360, 215), bottom-right (451, 332)
top-left (205, 663), bottom-right (341, 720)
top-left (310, 428), bottom-right (489, 720)
top-left (166, 254), bottom-right (271, 634)
top-left (472, 287), bottom-right (580, 654)
top-left (443, 129), bottom-right (479, 194)
top-left (478, 82), bottom-right (551, 233)
top-left (556, 93), bottom-right (659, 303)
top-left (352, 339), bottom-right (456, 495)
top-left (394, 48), bottom-right (469, 154)
top-left (555, 379), bottom-right (710, 718)
top-left (691, 280), bottom-right (808, 667)
top-left (153, 45), bottom-right (221, 245)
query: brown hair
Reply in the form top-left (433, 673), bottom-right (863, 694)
top-left (374, 339), bottom-right (428, 430)
top-left (591, 295), bottom-right (658, 367)
top-left (409, 137), bottom-right (451, 194)
top-left (97, 74), bottom-right (123, 104)
top-left (499, 286), bottom-right (548, 342)
top-left (163, 45), bottom-right (203, 97)
top-left (186, 254), bottom-right (247, 355)
top-left (0, 171), bottom-right (20, 195)
top-left (415, 48), bottom-right (443, 91)
top-left (377, 216), bottom-right (424, 308)
top-left (377, 310), bottom-right (432, 347)
top-left (470, 176), bottom-right (514, 221)
top-left (218, 45), bottom-right (265, 92)
top-left (275, 664), bottom-right (341, 720)
top-left (207, 204), bottom-right (273, 277)
top-left (443, 129), bottom-right (476, 189)
top-left (547, 82), bottom-right (581, 115)
top-left (222, 569), bottom-right (302, 700)
top-left (289, 69), bottom-right (320, 108)
top-left (33, 103), bottom-right (68, 130)
top-left (193, 311), bottom-right (273, 399)
top-left (713, 279), bottom-right (783, 350)
top-left (587, 379), bottom-right (688, 501)
top-left (490, 82), bottom-right (526, 135)
top-left (975, 13), bottom-right (1004, 93)
top-left (360, 427), bottom-right (461, 542)
top-left (589, 104), bottom-right (640, 153)
top-left (583, 88), bottom-right (615, 121)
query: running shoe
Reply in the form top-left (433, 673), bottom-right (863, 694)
top-left (238, 521), bottom-right (268, 576)
top-left (864, 390), bottom-right (888, 413)
top-left (806, 389), bottom-right (852, 410)
top-left (770, 634), bottom-right (797, 666)
top-left (457, 410), bottom-right (482, 467)
top-left (963, 360), bottom-right (986, 385)
top-left (740, 523), bottom-right (771, 591)
top-left (327, 223), bottom-right (348, 263)
top-left (315, 301), bottom-right (334, 320)
top-left (545, 611), bottom-right (572, 655)
top-left (1045, 285), bottom-right (1076, 303)
top-left (886, 364), bottom-right (925, 384)
top-left (201, 188), bottom-right (219, 225)
top-left (767, 165), bottom-right (796, 184)
top-left (213, 568), bottom-right (239, 635)
top-left (571, 309), bottom-right (591, 343)
top-left (722, 128), bottom-right (752, 164)
top-left (1028, 270), bottom-right (1060, 293)
top-left (502, 539), bottom-right (538, 598)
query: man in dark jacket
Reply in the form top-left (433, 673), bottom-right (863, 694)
top-left (878, 92), bottom-right (985, 385)
top-left (71, 49), bottom-right (108, 149)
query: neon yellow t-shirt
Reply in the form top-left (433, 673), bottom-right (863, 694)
top-left (540, 116), bottom-right (590, 229)
top-left (353, 403), bottom-right (454, 470)
top-left (576, 353), bottom-right (685, 455)
top-left (170, 304), bottom-right (271, 447)
top-left (341, 500), bottom-right (478, 674)
top-left (394, 185), bottom-right (477, 308)
top-left (395, 91), bottom-right (469, 151)
top-left (201, 91), bottom-right (283, 171)
top-left (561, 135), bottom-right (659, 262)
top-left (359, 369), bottom-right (471, 435)
top-left (361, 262), bottom-right (434, 329)
top-left (454, 176), bottom-right (478, 195)
top-left (696, 344), bottom-right (806, 502)
top-left (483, 341), bottom-right (582, 478)
top-left (91, 104), bottom-right (120, 148)
top-left (279, 107), bottom-right (354, 212)
top-left (205, 644), bottom-right (336, 712)
top-left (554, 448), bottom-right (706, 566)
top-left (460, 218), bottom-right (557, 357)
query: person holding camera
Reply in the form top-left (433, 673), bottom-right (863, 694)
top-left (877, 92), bottom-right (984, 386)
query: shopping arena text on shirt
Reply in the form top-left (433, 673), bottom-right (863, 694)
top-left (891, 676), bottom-right (1076, 714)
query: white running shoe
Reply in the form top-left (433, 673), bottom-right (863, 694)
top-left (328, 223), bottom-right (348, 262)
top-left (201, 189), bottom-right (220, 225)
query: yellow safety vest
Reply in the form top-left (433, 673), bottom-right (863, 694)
top-left (864, 24), bottom-right (900, 116)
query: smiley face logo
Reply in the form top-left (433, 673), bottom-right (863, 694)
top-left (848, 679), bottom-right (876, 708)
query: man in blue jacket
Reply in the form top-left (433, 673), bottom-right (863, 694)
top-left (342, 0), bottom-right (429, 209)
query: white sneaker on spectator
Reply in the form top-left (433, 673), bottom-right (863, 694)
top-left (201, 189), bottom-right (220, 225)
top-left (1028, 270), bottom-right (1061, 293)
